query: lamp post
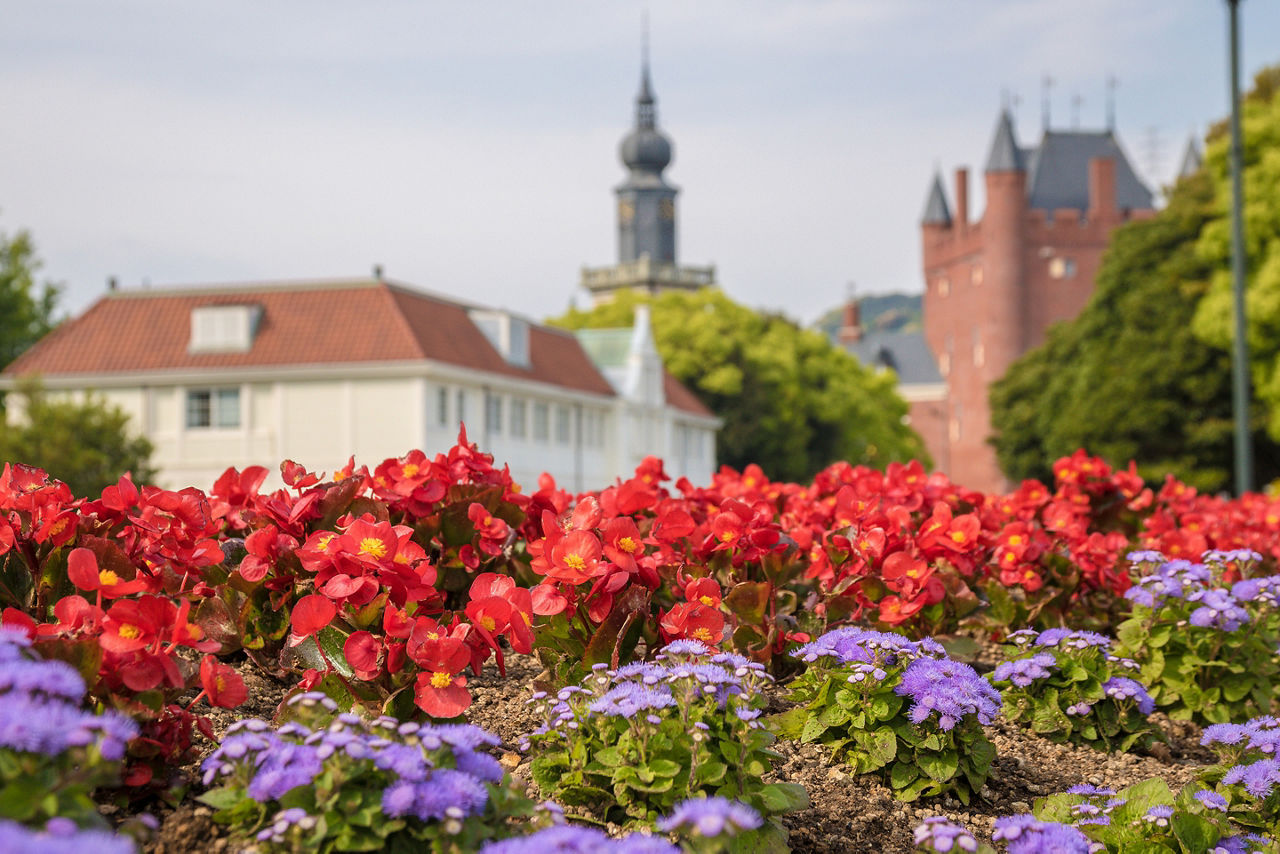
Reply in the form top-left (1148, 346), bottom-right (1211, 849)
top-left (1227, 0), bottom-right (1253, 494)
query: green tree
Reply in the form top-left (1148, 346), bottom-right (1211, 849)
top-left (1192, 66), bottom-right (1280, 442)
top-left (0, 226), bottom-right (60, 368)
top-left (990, 65), bottom-right (1280, 491)
top-left (552, 288), bottom-right (927, 482)
top-left (0, 381), bottom-right (157, 497)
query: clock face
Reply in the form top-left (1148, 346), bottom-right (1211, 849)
top-left (618, 200), bottom-right (635, 224)
top-left (659, 198), bottom-right (675, 220)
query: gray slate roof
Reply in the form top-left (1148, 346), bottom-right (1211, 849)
top-left (921, 172), bottom-right (952, 225)
top-left (1024, 130), bottom-right (1153, 212)
top-left (845, 331), bottom-right (942, 385)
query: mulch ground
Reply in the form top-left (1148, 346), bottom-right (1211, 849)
top-left (130, 646), bottom-right (1215, 854)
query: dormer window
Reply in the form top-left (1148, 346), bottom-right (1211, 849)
top-left (189, 305), bottom-right (262, 354)
top-left (469, 310), bottom-right (531, 368)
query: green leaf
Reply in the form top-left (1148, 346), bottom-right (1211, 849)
top-left (196, 787), bottom-right (246, 812)
top-left (889, 761), bottom-right (918, 789)
top-left (757, 782), bottom-right (809, 815)
top-left (1172, 812), bottom-right (1216, 852)
top-left (868, 727), bottom-right (899, 767)
top-left (917, 748), bottom-right (959, 783)
top-left (724, 581), bottom-right (771, 626)
top-left (765, 707), bottom-right (807, 740)
top-left (800, 716), bottom-right (828, 744)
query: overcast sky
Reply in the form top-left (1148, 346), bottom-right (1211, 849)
top-left (3, 1), bottom-right (1279, 327)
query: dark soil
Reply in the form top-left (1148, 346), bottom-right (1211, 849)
top-left (128, 648), bottom-right (1215, 854)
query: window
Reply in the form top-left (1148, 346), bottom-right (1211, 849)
top-left (971, 265), bottom-right (983, 285)
top-left (510, 399), bottom-right (527, 438)
top-left (1049, 257), bottom-right (1077, 279)
top-left (555, 405), bottom-right (571, 444)
top-left (189, 305), bottom-right (262, 353)
top-left (186, 388), bottom-right (241, 429)
top-left (456, 390), bottom-right (466, 427)
top-left (532, 402), bottom-right (550, 441)
top-left (437, 387), bottom-right (449, 426)
top-left (485, 392), bottom-right (503, 435)
top-left (938, 276), bottom-right (950, 297)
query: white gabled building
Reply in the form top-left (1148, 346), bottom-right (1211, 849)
top-left (0, 277), bottom-right (719, 492)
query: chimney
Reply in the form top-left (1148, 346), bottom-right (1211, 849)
top-left (837, 297), bottom-right (863, 345)
top-left (107, 275), bottom-right (118, 292)
top-left (373, 264), bottom-right (384, 281)
top-left (1088, 156), bottom-right (1116, 219)
top-left (954, 167), bottom-right (969, 230)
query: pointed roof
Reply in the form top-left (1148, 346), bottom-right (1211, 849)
top-left (1178, 136), bottom-right (1203, 179)
top-left (921, 172), bottom-right (952, 225)
top-left (985, 109), bottom-right (1024, 172)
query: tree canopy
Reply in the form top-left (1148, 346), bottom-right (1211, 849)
top-left (0, 382), bottom-right (157, 497)
top-left (990, 65), bottom-right (1280, 492)
top-left (551, 288), bottom-right (928, 482)
top-left (0, 224), bottom-right (156, 494)
top-left (0, 226), bottom-right (60, 369)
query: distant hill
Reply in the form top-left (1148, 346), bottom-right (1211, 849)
top-left (812, 292), bottom-right (922, 339)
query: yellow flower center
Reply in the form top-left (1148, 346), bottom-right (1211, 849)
top-left (949, 531), bottom-right (966, 543)
top-left (691, 627), bottom-right (713, 642)
top-left (359, 537), bottom-right (388, 559)
top-left (430, 671), bottom-right (453, 689)
top-left (480, 615), bottom-right (497, 632)
top-left (48, 518), bottom-right (69, 537)
top-left (718, 531), bottom-right (735, 543)
top-left (1009, 534), bottom-right (1024, 546)
top-left (99, 570), bottom-right (121, 586)
top-left (118, 624), bottom-right (142, 640)
top-left (564, 554), bottom-right (586, 572)
top-left (316, 534), bottom-right (336, 552)
top-left (617, 536), bottom-right (637, 554)
top-left (699, 595), bottom-right (715, 607)
top-left (402, 463), bottom-right (419, 478)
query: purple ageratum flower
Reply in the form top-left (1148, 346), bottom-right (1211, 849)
top-left (992, 652), bottom-right (1057, 688)
top-left (247, 740), bottom-right (325, 802)
top-left (1189, 588), bottom-right (1250, 631)
top-left (479, 825), bottom-right (679, 854)
top-left (1212, 833), bottom-right (1273, 854)
top-left (415, 768), bottom-right (489, 821)
top-left (1102, 677), bottom-right (1156, 715)
top-left (0, 818), bottom-right (136, 854)
top-left (1194, 789), bottom-right (1229, 812)
top-left (372, 742), bottom-right (431, 782)
top-left (453, 748), bottom-right (504, 784)
top-left (1033, 629), bottom-right (1112, 650)
top-left (656, 796), bottom-right (762, 837)
top-left (1065, 784), bottom-right (1115, 796)
top-left (895, 657), bottom-right (1002, 731)
top-left (992, 815), bottom-right (1090, 854)
top-left (0, 657), bottom-right (87, 701)
top-left (588, 683), bottom-right (676, 718)
top-left (1224, 758), bottom-right (1280, 799)
top-left (1203, 724), bottom-right (1251, 748)
top-left (913, 816), bottom-right (979, 852)
top-left (791, 627), bottom-right (932, 667)
top-left (422, 723), bottom-right (501, 751)
top-left (1142, 804), bottom-right (1174, 828)
top-left (1127, 550), bottom-right (1167, 565)
top-left (659, 639), bottom-right (712, 657)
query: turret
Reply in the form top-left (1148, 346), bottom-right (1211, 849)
top-left (616, 55), bottom-right (677, 264)
top-left (981, 108), bottom-right (1027, 368)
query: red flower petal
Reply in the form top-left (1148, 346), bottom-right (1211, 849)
top-left (291, 594), bottom-right (336, 638)
top-left (67, 547), bottom-right (100, 591)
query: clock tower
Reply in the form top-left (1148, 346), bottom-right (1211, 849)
top-left (578, 47), bottom-right (716, 307)
top-left (616, 61), bottom-right (677, 264)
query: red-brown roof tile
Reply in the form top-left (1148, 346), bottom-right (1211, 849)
top-left (663, 371), bottom-right (714, 418)
top-left (5, 279), bottom-right (616, 397)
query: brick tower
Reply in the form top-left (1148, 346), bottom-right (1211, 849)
top-left (921, 108), bottom-right (1155, 492)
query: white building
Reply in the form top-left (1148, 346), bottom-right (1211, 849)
top-left (0, 277), bottom-right (719, 492)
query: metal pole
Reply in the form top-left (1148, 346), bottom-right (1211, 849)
top-left (1228, 0), bottom-right (1253, 494)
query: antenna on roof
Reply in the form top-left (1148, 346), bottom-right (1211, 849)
top-left (1106, 74), bottom-right (1118, 131)
top-left (1041, 74), bottom-right (1054, 131)
top-left (1071, 93), bottom-right (1083, 129)
top-left (641, 7), bottom-right (649, 71)
top-left (373, 264), bottom-right (384, 282)
top-left (107, 275), bottom-right (118, 292)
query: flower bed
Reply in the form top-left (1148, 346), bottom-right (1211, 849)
top-left (3, 438), bottom-right (1280, 852)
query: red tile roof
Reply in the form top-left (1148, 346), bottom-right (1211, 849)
top-left (5, 279), bottom-right (616, 397)
top-left (663, 371), bottom-right (714, 418)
